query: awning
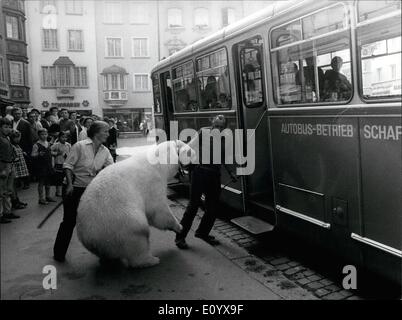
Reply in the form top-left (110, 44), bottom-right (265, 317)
top-left (101, 65), bottom-right (128, 75)
top-left (53, 56), bottom-right (75, 66)
top-left (0, 97), bottom-right (14, 106)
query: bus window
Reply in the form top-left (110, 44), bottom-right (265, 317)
top-left (357, 1), bottom-right (401, 100)
top-left (196, 48), bottom-right (232, 110)
top-left (152, 73), bottom-right (162, 114)
top-left (357, 0), bottom-right (401, 23)
top-left (270, 4), bottom-right (352, 105)
top-left (172, 61), bottom-right (198, 112)
top-left (238, 36), bottom-right (265, 107)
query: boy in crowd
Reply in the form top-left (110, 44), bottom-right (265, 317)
top-left (0, 118), bottom-right (20, 223)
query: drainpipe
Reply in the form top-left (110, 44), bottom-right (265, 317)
top-left (157, 0), bottom-right (161, 61)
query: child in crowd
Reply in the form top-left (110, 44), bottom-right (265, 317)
top-left (51, 131), bottom-right (71, 197)
top-left (9, 130), bottom-right (28, 210)
top-left (31, 128), bottom-right (55, 205)
top-left (0, 118), bottom-right (19, 223)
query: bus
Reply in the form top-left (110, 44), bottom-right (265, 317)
top-left (151, 0), bottom-right (401, 284)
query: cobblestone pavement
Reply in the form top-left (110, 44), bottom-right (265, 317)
top-left (171, 193), bottom-right (378, 300)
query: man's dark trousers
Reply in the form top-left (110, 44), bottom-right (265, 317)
top-left (53, 186), bottom-right (86, 259)
top-left (177, 166), bottom-right (221, 240)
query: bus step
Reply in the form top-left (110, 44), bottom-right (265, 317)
top-left (248, 197), bottom-right (275, 212)
top-left (231, 216), bottom-right (275, 235)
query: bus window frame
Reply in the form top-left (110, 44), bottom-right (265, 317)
top-left (355, 5), bottom-right (402, 104)
top-left (160, 70), bottom-right (174, 115)
top-left (235, 35), bottom-right (266, 109)
top-left (268, 2), bottom-right (354, 108)
top-left (171, 59), bottom-right (198, 113)
top-left (195, 46), bottom-right (233, 112)
top-left (151, 72), bottom-right (163, 115)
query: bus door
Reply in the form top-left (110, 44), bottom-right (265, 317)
top-left (234, 36), bottom-right (275, 217)
top-left (152, 73), bottom-right (165, 134)
top-left (160, 71), bottom-right (174, 140)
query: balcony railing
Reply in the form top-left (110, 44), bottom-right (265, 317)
top-left (103, 90), bottom-right (128, 105)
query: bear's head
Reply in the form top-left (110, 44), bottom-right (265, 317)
top-left (147, 140), bottom-right (197, 182)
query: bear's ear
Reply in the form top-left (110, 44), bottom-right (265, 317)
top-left (175, 139), bottom-right (185, 150)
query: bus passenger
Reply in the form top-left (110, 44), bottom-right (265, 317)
top-left (217, 67), bottom-right (230, 98)
top-left (296, 56), bottom-right (324, 100)
top-left (204, 76), bottom-right (218, 108)
top-left (323, 56), bottom-right (352, 101)
top-left (187, 79), bottom-right (198, 111)
top-left (176, 88), bottom-right (190, 111)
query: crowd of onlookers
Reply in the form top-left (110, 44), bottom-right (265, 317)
top-left (0, 106), bottom-right (118, 224)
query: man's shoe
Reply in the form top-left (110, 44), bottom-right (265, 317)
top-left (39, 199), bottom-right (48, 205)
top-left (46, 197), bottom-right (56, 202)
top-left (175, 238), bottom-right (189, 250)
top-left (195, 234), bottom-right (220, 246)
top-left (3, 213), bottom-right (20, 219)
top-left (0, 217), bottom-right (11, 224)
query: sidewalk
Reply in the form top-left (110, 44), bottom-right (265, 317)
top-left (1, 183), bottom-right (285, 300)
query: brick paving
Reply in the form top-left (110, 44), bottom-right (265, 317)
top-left (208, 215), bottom-right (363, 300)
top-left (168, 189), bottom-right (369, 300)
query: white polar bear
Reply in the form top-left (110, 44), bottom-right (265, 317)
top-left (76, 140), bottom-right (196, 268)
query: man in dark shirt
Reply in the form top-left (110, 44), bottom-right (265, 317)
top-left (105, 119), bottom-right (118, 162)
top-left (69, 111), bottom-right (82, 145)
top-left (11, 107), bottom-right (33, 155)
top-left (323, 56), bottom-right (352, 101)
top-left (12, 107), bottom-right (33, 189)
top-left (40, 111), bottom-right (52, 131)
top-left (59, 109), bottom-right (75, 143)
top-left (175, 115), bottom-right (237, 249)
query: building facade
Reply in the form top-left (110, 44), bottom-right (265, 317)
top-left (0, 0), bottom-right (11, 115)
top-left (24, 0), bottom-right (273, 131)
top-left (1, 0), bottom-right (30, 115)
top-left (94, 0), bottom-right (159, 132)
top-left (94, 0), bottom-right (273, 133)
top-left (26, 0), bottom-right (100, 116)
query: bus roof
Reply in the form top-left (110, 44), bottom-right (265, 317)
top-left (151, 0), bottom-right (307, 74)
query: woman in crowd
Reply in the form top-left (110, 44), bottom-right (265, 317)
top-left (53, 121), bottom-right (114, 262)
top-left (78, 117), bottom-right (93, 141)
top-left (31, 128), bottom-right (55, 205)
top-left (9, 130), bottom-right (28, 210)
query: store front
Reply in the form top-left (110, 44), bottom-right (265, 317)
top-left (103, 108), bottom-right (152, 133)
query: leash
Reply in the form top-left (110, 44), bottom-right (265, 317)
top-left (37, 200), bottom-right (63, 229)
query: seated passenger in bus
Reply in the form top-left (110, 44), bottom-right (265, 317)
top-left (198, 78), bottom-right (207, 108)
top-left (204, 76), bottom-right (218, 108)
top-left (296, 56), bottom-right (325, 101)
top-left (217, 93), bottom-right (230, 109)
top-left (187, 80), bottom-right (198, 111)
top-left (217, 67), bottom-right (230, 97)
top-left (323, 56), bottom-right (352, 101)
top-left (176, 89), bottom-right (190, 112)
